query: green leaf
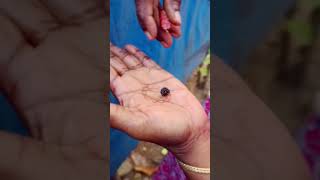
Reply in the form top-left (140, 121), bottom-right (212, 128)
top-left (198, 53), bottom-right (210, 78)
top-left (287, 20), bottom-right (314, 47)
top-left (199, 67), bottom-right (209, 77)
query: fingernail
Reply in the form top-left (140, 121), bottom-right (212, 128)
top-left (160, 41), bottom-right (169, 48)
top-left (144, 31), bottom-right (153, 40)
top-left (171, 32), bottom-right (180, 38)
top-left (175, 12), bottom-right (182, 24)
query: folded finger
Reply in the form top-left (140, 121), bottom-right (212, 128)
top-left (163, 0), bottom-right (182, 25)
top-left (0, 0), bottom-right (59, 45)
top-left (168, 24), bottom-right (181, 38)
top-left (39, 0), bottom-right (105, 24)
top-left (157, 29), bottom-right (173, 48)
top-left (111, 45), bottom-right (142, 69)
top-left (110, 66), bottom-right (118, 84)
top-left (110, 53), bottom-right (129, 75)
top-left (124, 45), bottom-right (160, 69)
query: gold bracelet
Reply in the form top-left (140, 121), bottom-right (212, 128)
top-left (177, 159), bottom-right (210, 174)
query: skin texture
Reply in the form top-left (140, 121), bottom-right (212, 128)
top-left (213, 56), bottom-right (312, 180)
top-left (110, 44), bottom-right (210, 179)
top-left (0, 1), bottom-right (107, 179)
top-left (135, 0), bottom-right (182, 48)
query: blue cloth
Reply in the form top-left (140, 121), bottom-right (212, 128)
top-left (110, 0), bottom-right (210, 176)
top-left (0, 94), bottom-right (28, 136)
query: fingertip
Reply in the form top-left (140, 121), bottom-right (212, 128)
top-left (146, 27), bottom-right (158, 40)
top-left (160, 41), bottom-right (169, 48)
top-left (160, 40), bottom-right (172, 48)
top-left (168, 24), bottom-right (181, 38)
top-left (171, 31), bottom-right (181, 38)
top-left (124, 44), bottom-right (136, 51)
top-left (174, 11), bottom-right (182, 25)
top-left (163, 0), bottom-right (182, 25)
top-left (144, 31), bottom-right (154, 40)
top-left (158, 30), bottom-right (173, 48)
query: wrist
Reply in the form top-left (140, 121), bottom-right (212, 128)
top-left (170, 121), bottom-right (210, 168)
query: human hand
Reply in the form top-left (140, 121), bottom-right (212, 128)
top-left (109, 44), bottom-right (210, 168)
top-left (0, 1), bottom-right (107, 179)
top-left (135, 0), bottom-right (182, 48)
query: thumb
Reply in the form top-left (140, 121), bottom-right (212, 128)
top-left (0, 131), bottom-right (82, 179)
top-left (110, 103), bottom-right (148, 140)
top-left (163, 0), bottom-right (182, 25)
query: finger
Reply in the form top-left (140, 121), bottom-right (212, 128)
top-left (135, 0), bottom-right (158, 40)
top-left (110, 65), bottom-right (126, 97)
top-left (125, 45), bottom-right (160, 68)
top-left (157, 29), bottom-right (173, 48)
top-left (110, 65), bottom-right (118, 81)
top-left (111, 45), bottom-right (142, 69)
top-left (168, 23), bottom-right (181, 38)
top-left (0, 14), bottom-right (34, 94)
top-left (2, 18), bottom-right (107, 107)
top-left (110, 66), bottom-right (119, 85)
top-left (38, 0), bottom-right (105, 24)
top-left (110, 104), bottom-right (147, 139)
top-left (163, 0), bottom-right (182, 25)
top-left (0, 15), bottom-right (26, 71)
top-left (0, 0), bottom-right (59, 45)
top-left (110, 53), bottom-right (129, 75)
top-left (110, 66), bottom-right (119, 96)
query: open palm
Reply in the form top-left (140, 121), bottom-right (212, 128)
top-left (0, 1), bottom-right (106, 179)
top-left (110, 44), bottom-right (209, 151)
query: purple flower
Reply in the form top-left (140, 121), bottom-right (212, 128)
top-left (152, 98), bottom-right (211, 180)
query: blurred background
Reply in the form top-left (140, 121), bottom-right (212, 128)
top-left (214, 0), bottom-right (320, 179)
top-left (240, 0), bottom-right (320, 134)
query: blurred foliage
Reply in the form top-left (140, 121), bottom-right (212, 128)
top-left (287, 0), bottom-right (320, 47)
top-left (287, 20), bottom-right (313, 46)
top-left (305, 0), bottom-right (320, 9)
top-left (199, 51), bottom-right (210, 78)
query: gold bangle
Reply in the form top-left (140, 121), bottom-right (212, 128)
top-left (177, 159), bottom-right (210, 174)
